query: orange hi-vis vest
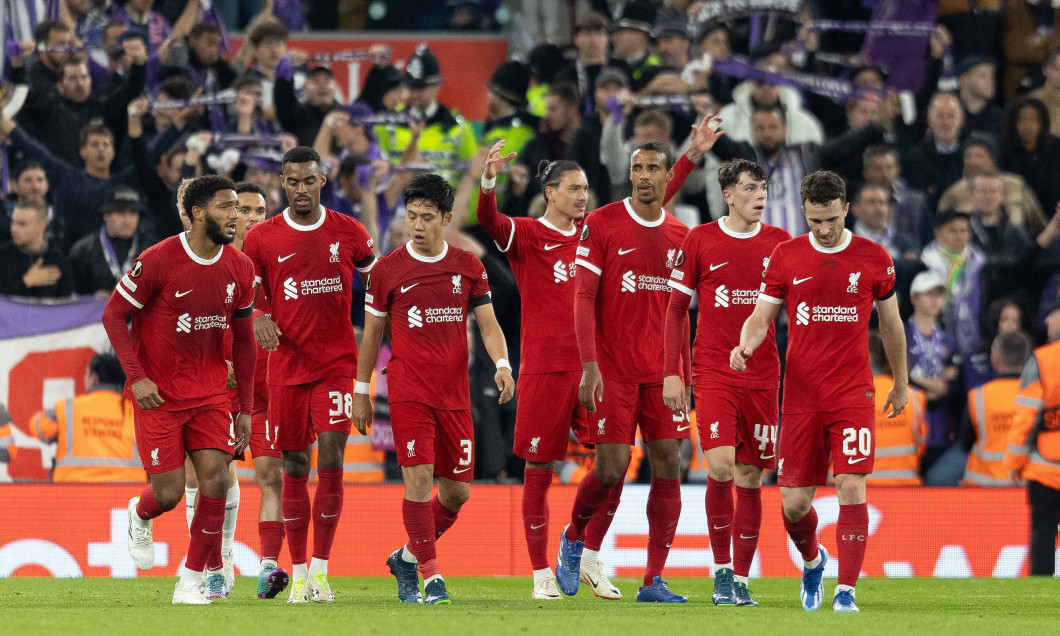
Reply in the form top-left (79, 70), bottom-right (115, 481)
top-left (866, 376), bottom-right (927, 486)
top-left (964, 377), bottom-right (1020, 487)
top-left (32, 386), bottom-right (144, 483)
top-left (1005, 340), bottom-right (1060, 490)
top-left (0, 402), bottom-right (15, 460)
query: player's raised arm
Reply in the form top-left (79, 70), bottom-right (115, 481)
top-left (731, 299), bottom-right (781, 372)
top-left (352, 311), bottom-right (386, 435)
top-left (476, 139), bottom-right (519, 246)
top-left (664, 114), bottom-right (723, 205)
top-left (473, 302), bottom-right (515, 404)
top-left (876, 293), bottom-right (909, 418)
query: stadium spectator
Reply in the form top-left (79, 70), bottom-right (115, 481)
top-left (0, 198), bottom-right (73, 299)
top-left (602, 108), bottom-right (673, 201)
top-left (717, 49), bottom-right (825, 146)
top-left (274, 65), bottom-right (341, 146)
top-left (226, 75), bottom-right (281, 135)
top-left (64, 0), bottom-right (113, 46)
top-left (998, 96), bottom-right (1060, 216)
top-left (921, 211), bottom-right (985, 357)
top-left (694, 23), bottom-right (738, 106)
top-left (481, 60), bottom-right (537, 208)
top-left (110, 0), bottom-right (174, 54)
top-left (68, 187), bottom-right (154, 297)
top-left (5, 162), bottom-right (50, 217)
top-left (905, 272), bottom-right (961, 482)
top-left (850, 183), bottom-right (921, 260)
top-left (960, 331), bottom-right (1032, 486)
top-left (525, 43), bottom-right (566, 118)
top-left (866, 330), bottom-right (928, 487)
top-left (160, 21), bottom-right (238, 91)
top-left (235, 15), bottom-right (293, 115)
top-left (937, 133), bottom-right (1046, 237)
top-left (903, 93), bottom-right (967, 212)
top-left (554, 13), bottom-right (628, 118)
top-left (966, 298), bottom-right (1033, 391)
top-left (955, 55), bottom-right (1003, 136)
top-left (359, 45), bottom-right (406, 114)
top-left (521, 0), bottom-right (570, 46)
top-left (1027, 46), bottom-right (1060, 136)
top-left (862, 145), bottom-right (934, 249)
top-left (962, 173), bottom-right (1033, 267)
top-left (30, 352), bottom-right (142, 483)
top-left (565, 67), bottom-right (626, 206)
top-left (510, 82), bottom-right (581, 213)
top-left (1005, 300), bottom-right (1060, 575)
top-left (10, 20), bottom-right (76, 99)
top-left (652, 20), bottom-right (692, 71)
top-left (610, 0), bottom-right (659, 92)
top-left (1000, 0), bottom-right (1060, 99)
top-left (937, 0), bottom-right (1002, 62)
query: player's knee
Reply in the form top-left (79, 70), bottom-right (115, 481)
top-left (153, 489), bottom-right (183, 511)
top-left (282, 452), bottom-right (311, 477)
top-left (196, 466), bottom-right (230, 498)
top-left (440, 485), bottom-right (470, 510)
top-left (595, 464), bottom-right (626, 488)
top-left (708, 463), bottom-right (735, 482)
top-left (782, 494), bottom-right (813, 521)
top-left (257, 469), bottom-right (283, 497)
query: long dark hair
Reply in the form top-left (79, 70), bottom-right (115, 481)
top-left (999, 96), bottom-right (1052, 152)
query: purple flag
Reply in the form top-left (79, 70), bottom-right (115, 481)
top-left (860, 0), bottom-right (940, 90)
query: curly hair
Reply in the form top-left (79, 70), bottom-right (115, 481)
top-left (800, 170), bottom-right (847, 206)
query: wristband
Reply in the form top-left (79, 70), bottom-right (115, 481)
top-left (495, 358), bottom-right (512, 371)
top-left (481, 175), bottom-right (497, 190)
top-left (354, 381), bottom-right (371, 395)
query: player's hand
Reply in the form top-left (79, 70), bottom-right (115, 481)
top-left (131, 377), bottom-right (164, 410)
top-left (730, 345), bottom-right (753, 371)
top-left (254, 314), bottom-right (282, 351)
top-left (226, 360), bottom-right (236, 388)
top-left (483, 139), bottom-right (517, 182)
top-left (883, 384), bottom-right (909, 418)
top-left (352, 392), bottom-right (373, 435)
top-left (233, 413), bottom-right (251, 455)
top-left (1009, 469), bottom-right (1026, 487)
top-left (579, 362), bottom-right (604, 412)
top-left (495, 367), bottom-right (515, 404)
top-left (662, 374), bottom-right (687, 416)
top-left (685, 113), bottom-right (724, 163)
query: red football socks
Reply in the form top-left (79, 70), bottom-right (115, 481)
top-left (783, 506), bottom-right (820, 562)
top-left (187, 494), bottom-right (226, 573)
top-left (281, 473), bottom-right (310, 566)
top-left (732, 486), bottom-right (762, 577)
top-left (837, 503), bottom-right (869, 587)
top-left (584, 479), bottom-right (624, 551)
top-left (135, 486), bottom-right (165, 520)
top-left (312, 468), bottom-right (344, 560)
top-left (706, 477), bottom-right (734, 566)
top-left (522, 468), bottom-right (552, 570)
top-left (566, 471), bottom-right (609, 542)
top-left (432, 495), bottom-right (460, 539)
top-left (644, 477), bottom-right (681, 586)
top-left (403, 499), bottom-right (438, 579)
top-left (259, 521), bottom-right (286, 562)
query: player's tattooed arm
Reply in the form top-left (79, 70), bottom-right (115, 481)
top-left (352, 312), bottom-right (386, 435)
top-left (684, 113), bottom-right (724, 164)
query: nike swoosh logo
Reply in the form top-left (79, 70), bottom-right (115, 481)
top-left (713, 524), bottom-right (730, 530)
top-left (709, 262), bottom-right (728, 271)
top-left (739, 534), bottom-right (758, 540)
top-left (530, 522), bottom-right (546, 530)
top-left (283, 517), bottom-right (299, 522)
top-left (203, 529), bottom-right (219, 534)
top-left (400, 284), bottom-right (419, 293)
top-left (676, 424), bottom-right (690, 431)
top-left (664, 543), bottom-right (672, 549)
top-left (543, 244), bottom-right (561, 251)
top-left (617, 248), bottom-right (636, 255)
top-left (760, 453), bottom-right (775, 460)
top-left (577, 514), bottom-right (593, 520)
top-left (278, 253), bottom-right (296, 262)
top-left (329, 417), bottom-right (346, 425)
top-left (175, 290), bottom-right (192, 297)
top-left (583, 573), bottom-right (599, 587)
top-left (321, 513), bottom-right (339, 518)
top-left (848, 457), bottom-right (868, 464)
top-left (227, 440), bottom-right (235, 447)
top-left (606, 511), bottom-right (615, 516)
top-left (793, 276), bottom-right (812, 285)
top-left (453, 466), bottom-right (471, 474)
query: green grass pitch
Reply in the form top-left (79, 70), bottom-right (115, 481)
top-left (3, 577), bottom-right (1057, 635)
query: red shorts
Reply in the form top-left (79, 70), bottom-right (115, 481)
top-left (513, 371), bottom-right (584, 462)
top-left (589, 381), bottom-right (691, 445)
top-left (243, 409), bottom-right (280, 460)
top-left (776, 407), bottom-right (876, 487)
top-left (693, 381), bottom-right (778, 469)
top-left (269, 377), bottom-right (354, 451)
top-left (134, 404), bottom-right (234, 474)
top-left (389, 401), bottom-right (475, 482)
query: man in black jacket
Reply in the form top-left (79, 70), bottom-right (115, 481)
top-left (0, 199), bottom-right (73, 299)
top-left (68, 188), bottom-right (154, 297)
top-left (274, 66), bottom-right (342, 146)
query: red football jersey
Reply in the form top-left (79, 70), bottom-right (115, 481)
top-left (242, 207), bottom-right (375, 386)
top-left (575, 198), bottom-right (689, 384)
top-left (760, 231), bottom-right (896, 414)
top-left (365, 242), bottom-right (491, 410)
top-left (496, 215), bottom-right (581, 374)
top-left (114, 233), bottom-right (256, 411)
top-left (668, 218), bottom-right (791, 388)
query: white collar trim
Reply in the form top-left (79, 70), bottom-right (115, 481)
top-left (719, 216), bottom-right (761, 239)
top-left (623, 198), bottom-right (664, 227)
top-left (538, 216), bottom-right (578, 236)
top-left (405, 240), bottom-right (449, 262)
top-left (283, 205), bottom-right (327, 231)
top-left (180, 232), bottom-right (222, 265)
top-left (809, 229), bottom-right (852, 254)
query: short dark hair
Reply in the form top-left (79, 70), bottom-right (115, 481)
top-left (718, 158), bottom-right (766, 190)
top-left (13, 197), bottom-right (49, 222)
top-left (159, 75), bottom-right (197, 100)
top-left (189, 22), bottom-right (222, 39)
top-left (863, 143), bottom-right (898, 165)
top-left (537, 159), bottom-right (583, 191)
top-left (80, 124), bottom-right (113, 148)
top-left (801, 170), bottom-right (847, 206)
top-left (306, 66), bottom-right (336, 80)
top-left (60, 58), bottom-right (89, 81)
top-left (631, 141), bottom-right (674, 170)
top-left (633, 108), bottom-right (673, 136)
top-left (235, 181), bottom-right (267, 199)
top-left (232, 74), bottom-right (262, 93)
top-left (403, 173), bottom-right (455, 214)
top-left (34, 19), bottom-right (70, 44)
top-left (13, 161), bottom-right (45, 181)
top-left (282, 146), bottom-right (322, 169)
top-left (338, 153), bottom-right (368, 179)
top-left (182, 174), bottom-right (237, 221)
top-left (751, 102), bottom-right (787, 124)
top-left (854, 182), bottom-right (890, 203)
top-left (993, 331), bottom-right (1032, 372)
top-left (547, 82), bottom-right (581, 108)
top-left (247, 17), bottom-right (289, 47)
top-left (89, 353), bottom-right (126, 386)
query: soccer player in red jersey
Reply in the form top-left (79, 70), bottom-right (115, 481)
top-left (242, 147), bottom-right (377, 603)
top-left (662, 158), bottom-right (791, 607)
top-left (101, 175), bottom-right (257, 605)
top-left (731, 170), bottom-right (909, 613)
top-left (557, 116), bottom-right (724, 603)
top-left (353, 173), bottom-right (515, 605)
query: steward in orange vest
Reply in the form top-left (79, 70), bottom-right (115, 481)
top-left (0, 403), bottom-right (15, 482)
top-left (866, 331), bottom-right (928, 486)
top-left (961, 331), bottom-right (1031, 486)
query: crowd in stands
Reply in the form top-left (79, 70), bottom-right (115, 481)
top-left (2, 0), bottom-right (1059, 488)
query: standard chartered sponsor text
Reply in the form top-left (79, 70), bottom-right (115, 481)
top-left (300, 277), bottom-right (343, 294)
top-left (810, 305), bottom-right (858, 322)
top-left (195, 315), bottom-right (229, 330)
top-left (731, 289), bottom-right (757, 304)
top-left (636, 274), bottom-right (670, 292)
top-left (424, 306), bottom-right (464, 323)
